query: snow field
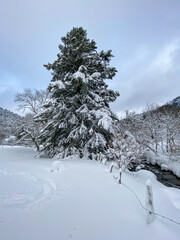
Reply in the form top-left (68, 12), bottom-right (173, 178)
top-left (0, 146), bottom-right (180, 240)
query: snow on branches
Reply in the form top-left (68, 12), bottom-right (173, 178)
top-left (108, 131), bottom-right (144, 170)
top-left (36, 27), bottom-right (119, 159)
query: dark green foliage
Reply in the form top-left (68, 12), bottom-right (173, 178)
top-left (36, 27), bottom-right (119, 159)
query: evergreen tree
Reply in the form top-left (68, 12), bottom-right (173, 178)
top-left (36, 27), bottom-right (119, 159)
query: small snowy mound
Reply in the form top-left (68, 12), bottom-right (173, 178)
top-left (136, 164), bottom-right (145, 171)
top-left (51, 161), bottom-right (65, 172)
top-left (136, 166), bottom-right (142, 171)
top-left (135, 170), bottom-right (157, 184)
top-left (161, 164), bottom-right (169, 171)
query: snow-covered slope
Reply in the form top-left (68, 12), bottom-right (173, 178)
top-left (0, 108), bottom-right (22, 143)
top-left (0, 146), bottom-right (180, 240)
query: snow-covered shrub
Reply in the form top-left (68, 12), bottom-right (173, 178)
top-left (108, 131), bottom-right (144, 170)
top-left (120, 104), bottom-right (180, 163)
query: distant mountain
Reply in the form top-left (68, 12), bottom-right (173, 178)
top-left (167, 96), bottom-right (180, 107)
top-left (0, 107), bottom-right (22, 144)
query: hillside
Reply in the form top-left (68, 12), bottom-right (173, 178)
top-left (0, 107), bottom-right (22, 144)
top-left (119, 96), bottom-right (180, 177)
top-left (168, 96), bottom-right (180, 107)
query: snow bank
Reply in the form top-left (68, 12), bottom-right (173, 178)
top-left (146, 151), bottom-right (180, 178)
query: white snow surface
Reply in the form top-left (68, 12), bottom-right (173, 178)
top-left (0, 146), bottom-right (180, 240)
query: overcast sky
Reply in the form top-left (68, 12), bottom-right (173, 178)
top-left (0, 0), bottom-right (180, 116)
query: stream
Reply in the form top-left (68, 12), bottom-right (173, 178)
top-left (143, 163), bottom-right (180, 189)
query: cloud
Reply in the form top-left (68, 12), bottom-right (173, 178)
top-left (148, 40), bottom-right (179, 74)
top-left (0, 71), bottom-right (22, 110)
top-left (111, 39), bottom-right (180, 113)
top-left (1, 0), bottom-right (180, 114)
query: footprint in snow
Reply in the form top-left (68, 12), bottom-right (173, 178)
top-left (0, 170), bottom-right (63, 210)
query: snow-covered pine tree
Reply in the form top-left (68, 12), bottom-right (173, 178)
top-left (36, 27), bottom-right (119, 159)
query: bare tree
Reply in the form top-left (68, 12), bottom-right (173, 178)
top-left (15, 114), bottom-right (40, 151)
top-left (14, 88), bottom-right (49, 150)
top-left (14, 88), bottom-right (49, 114)
top-left (108, 131), bottom-right (144, 170)
top-left (120, 104), bottom-right (180, 162)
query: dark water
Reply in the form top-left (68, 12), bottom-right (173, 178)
top-left (143, 163), bottom-right (180, 189)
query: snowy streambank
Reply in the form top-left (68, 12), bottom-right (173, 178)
top-left (0, 146), bottom-right (180, 240)
top-left (146, 151), bottom-right (180, 178)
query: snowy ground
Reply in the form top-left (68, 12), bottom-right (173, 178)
top-left (0, 146), bottom-right (180, 240)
